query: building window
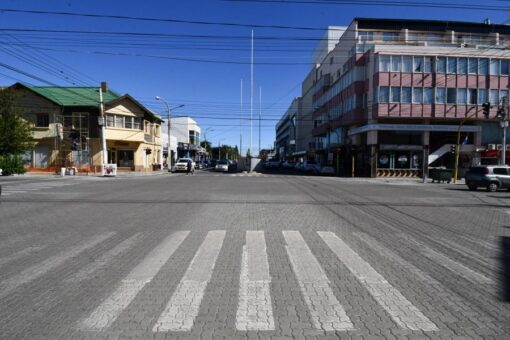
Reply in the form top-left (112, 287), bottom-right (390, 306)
top-left (424, 57), bottom-right (434, 73)
top-left (446, 88), bottom-right (457, 104)
top-left (390, 87), bottom-right (401, 102)
top-left (457, 88), bottom-right (467, 104)
top-left (479, 58), bottom-right (489, 75)
top-left (383, 32), bottom-right (399, 41)
top-left (468, 89), bottom-right (478, 105)
top-left (402, 56), bottom-right (412, 72)
top-left (330, 57), bottom-right (334, 65)
top-left (423, 88), bottom-right (434, 104)
top-left (412, 87), bottom-right (423, 103)
top-left (490, 89), bottom-right (499, 105)
top-left (458, 58), bottom-right (468, 74)
top-left (115, 115), bottom-right (124, 128)
top-left (478, 88), bottom-right (488, 104)
top-left (106, 115), bottom-right (114, 127)
top-left (124, 117), bottom-right (133, 129)
top-left (436, 57), bottom-right (446, 73)
top-left (413, 56), bottom-right (423, 72)
top-left (35, 113), bottom-right (49, 127)
top-left (379, 55), bottom-right (391, 72)
top-left (501, 90), bottom-right (509, 101)
top-left (391, 56), bottom-right (401, 72)
top-left (468, 58), bottom-right (478, 74)
top-left (401, 87), bottom-right (412, 103)
top-left (134, 117), bottom-right (142, 130)
top-left (501, 60), bottom-right (509, 75)
top-left (447, 57), bottom-right (457, 74)
top-left (435, 88), bottom-right (445, 104)
top-left (490, 59), bottom-right (499, 75)
top-left (358, 31), bottom-right (373, 41)
top-left (378, 86), bottom-right (389, 103)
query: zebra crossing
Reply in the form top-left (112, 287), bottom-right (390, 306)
top-left (0, 228), bottom-right (501, 336)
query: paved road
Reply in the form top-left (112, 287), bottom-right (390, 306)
top-left (0, 172), bottom-right (509, 339)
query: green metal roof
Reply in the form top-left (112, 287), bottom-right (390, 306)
top-left (25, 85), bottom-right (119, 107)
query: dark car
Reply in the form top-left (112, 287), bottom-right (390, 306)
top-left (465, 165), bottom-right (510, 192)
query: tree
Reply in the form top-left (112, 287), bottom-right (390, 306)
top-left (200, 140), bottom-right (211, 152)
top-left (0, 89), bottom-right (34, 175)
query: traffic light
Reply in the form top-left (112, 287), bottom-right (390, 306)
top-left (145, 149), bottom-right (152, 155)
top-left (450, 144), bottom-right (456, 154)
top-left (482, 102), bottom-right (491, 118)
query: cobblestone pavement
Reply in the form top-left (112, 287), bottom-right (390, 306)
top-left (0, 173), bottom-right (509, 339)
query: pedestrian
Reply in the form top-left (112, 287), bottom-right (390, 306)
top-left (186, 159), bottom-right (193, 175)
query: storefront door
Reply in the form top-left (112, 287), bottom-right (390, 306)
top-left (117, 150), bottom-right (134, 168)
top-left (378, 151), bottom-right (421, 170)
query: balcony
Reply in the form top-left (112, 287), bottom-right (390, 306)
top-left (144, 133), bottom-right (154, 143)
top-left (105, 128), bottom-right (144, 142)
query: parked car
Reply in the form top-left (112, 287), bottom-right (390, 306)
top-left (282, 160), bottom-right (295, 169)
top-left (320, 166), bottom-right (335, 175)
top-left (303, 160), bottom-right (320, 173)
top-left (294, 161), bottom-right (304, 171)
top-left (215, 160), bottom-right (230, 172)
top-left (173, 158), bottom-right (195, 172)
top-left (465, 165), bottom-right (510, 192)
top-left (227, 159), bottom-right (238, 172)
top-left (265, 158), bottom-right (281, 169)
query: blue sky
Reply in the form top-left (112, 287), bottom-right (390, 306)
top-left (0, 0), bottom-right (507, 154)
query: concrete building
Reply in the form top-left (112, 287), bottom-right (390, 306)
top-left (275, 97), bottom-right (300, 160)
top-left (307, 18), bottom-right (510, 177)
top-left (10, 83), bottom-right (162, 172)
top-left (161, 116), bottom-right (205, 164)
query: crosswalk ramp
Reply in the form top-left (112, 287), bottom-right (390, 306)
top-left (0, 229), bottom-right (502, 337)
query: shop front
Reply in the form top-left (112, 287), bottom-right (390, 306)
top-left (377, 145), bottom-right (423, 176)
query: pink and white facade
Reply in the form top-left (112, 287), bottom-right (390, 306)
top-left (310, 18), bottom-right (510, 177)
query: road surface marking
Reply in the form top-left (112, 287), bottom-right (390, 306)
top-left (236, 231), bottom-right (275, 331)
top-left (79, 230), bottom-right (189, 331)
top-left (153, 230), bottom-right (225, 332)
top-left (0, 232), bottom-right (115, 299)
top-left (399, 234), bottom-right (493, 285)
top-left (66, 233), bottom-right (143, 283)
top-left (282, 231), bottom-right (354, 331)
top-left (318, 231), bottom-right (438, 331)
top-left (0, 246), bottom-right (46, 268)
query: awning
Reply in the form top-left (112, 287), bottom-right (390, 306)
top-left (348, 124), bottom-right (482, 136)
top-left (292, 150), bottom-right (307, 156)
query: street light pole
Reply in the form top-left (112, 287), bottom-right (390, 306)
top-left (155, 96), bottom-right (183, 169)
top-left (218, 138), bottom-right (224, 160)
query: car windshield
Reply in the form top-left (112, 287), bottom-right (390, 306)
top-left (177, 159), bottom-right (189, 163)
top-left (218, 161), bottom-right (228, 165)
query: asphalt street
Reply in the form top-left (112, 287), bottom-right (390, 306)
top-left (0, 172), bottom-right (509, 339)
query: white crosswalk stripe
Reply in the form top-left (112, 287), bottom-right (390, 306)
top-left (79, 230), bottom-right (189, 331)
top-left (153, 230), bottom-right (226, 332)
top-left (236, 231), bottom-right (275, 331)
top-left (283, 230), bottom-right (354, 331)
top-left (318, 231), bottom-right (438, 331)
top-left (0, 232), bottom-right (115, 299)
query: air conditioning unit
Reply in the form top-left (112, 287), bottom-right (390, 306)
top-left (488, 144), bottom-right (497, 150)
top-left (506, 145), bottom-right (510, 151)
top-left (497, 144), bottom-right (503, 150)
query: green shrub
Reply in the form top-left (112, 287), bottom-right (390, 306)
top-left (0, 154), bottom-right (26, 176)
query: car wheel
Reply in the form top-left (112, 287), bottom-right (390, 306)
top-left (487, 182), bottom-right (499, 192)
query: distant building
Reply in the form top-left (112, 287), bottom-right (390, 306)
top-left (161, 116), bottom-right (205, 164)
top-left (278, 18), bottom-right (510, 177)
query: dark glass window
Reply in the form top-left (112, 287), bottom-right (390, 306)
top-left (36, 113), bottom-right (49, 127)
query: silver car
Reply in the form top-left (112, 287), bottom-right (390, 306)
top-left (465, 165), bottom-right (510, 192)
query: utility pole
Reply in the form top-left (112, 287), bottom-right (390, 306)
top-left (501, 96), bottom-right (509, 166)
top-left (259, 86), bottom-right (261, 157)
top-left (155, 97), bottom-right (183, 169)
top-left (250, 30), bottom-right (254, 156)
top-left (99, 82), bottom-right (108, 175)
top-left (240, 78), bottom-right (243, 157)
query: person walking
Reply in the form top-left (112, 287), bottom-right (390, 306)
top-left (186, 159), bottom-right (193, 175)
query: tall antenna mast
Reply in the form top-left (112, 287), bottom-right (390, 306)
top-left (259, 86), bottom-right (262, 157)
top-left (250, 29), bottom-right (254, 156)
top-left (240, 78), bottom-right (243, 157)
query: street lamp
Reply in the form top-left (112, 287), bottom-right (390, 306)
top-left (218, 138), bottom-right (224, 160)
top-left (155, 96), bottom-right (184, 168)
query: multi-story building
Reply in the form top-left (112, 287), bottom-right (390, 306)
top-left (161, 116), bottom-right (205, 164)
top-left (307, 18), bottom-right (510, 177)
top-left (11, 82), bottom-right (163, 172)
top-left (275, 97), bottom-right (300, 160)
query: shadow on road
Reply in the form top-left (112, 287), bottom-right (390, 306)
top-left (501, 236), bottom-right (510, 302)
